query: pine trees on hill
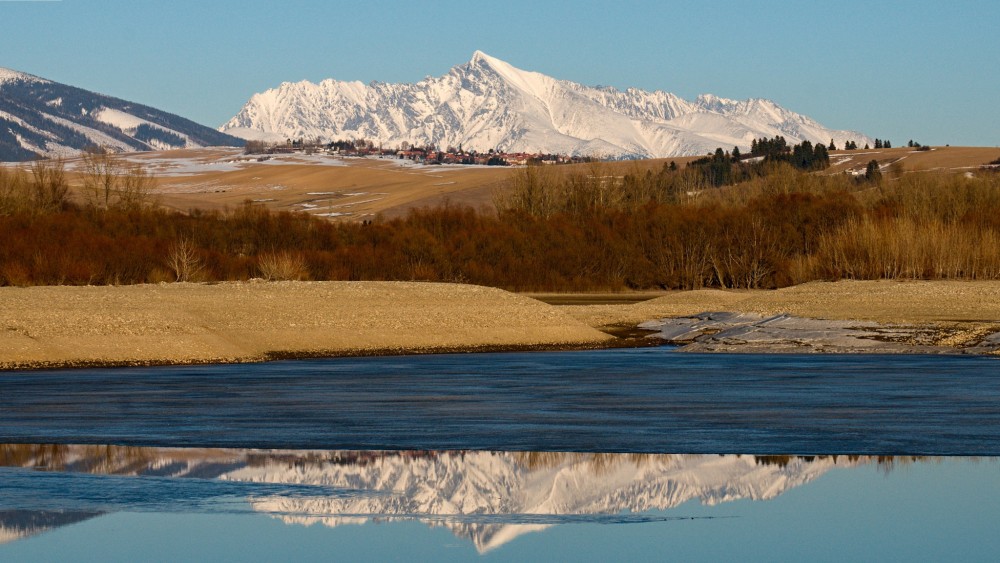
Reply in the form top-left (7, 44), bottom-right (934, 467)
top-left (748, 136), bottom-right (830, 171)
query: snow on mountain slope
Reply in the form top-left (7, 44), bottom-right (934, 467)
top-left (223, 51), bottom-right (872, 158)
top-left (224, 451), bottom-right (861, 553)
top-left (1, 444), bottom-right (870, 551)
top-left (0, 67), bottom-right (243, 161)
top-left (0, 68), bottom-right (48, 86)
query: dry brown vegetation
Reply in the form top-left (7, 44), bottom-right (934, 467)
top-left (3, 147), bottom-right (1000, 291)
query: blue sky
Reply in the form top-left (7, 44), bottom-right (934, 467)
top-left (2, 0), bottom-right (998, 146)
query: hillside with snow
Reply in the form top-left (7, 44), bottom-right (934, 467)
top-left (0, 68), bottom-right (243, 162)
top-left (222, 51), bottom-right (872, 158)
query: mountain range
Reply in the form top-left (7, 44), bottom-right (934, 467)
top-left (222, 51), bottom-right (872, 158)
top-left (0, 68), bottom-right (243, 162)
top-left (1, 444), bottom-right (864, 552)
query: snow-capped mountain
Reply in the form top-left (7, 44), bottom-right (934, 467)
top-left (0, 67), bottom-right (243, 162)
top-left (222, 51), bottom-right (871, 158)
top-left (225, 451), bottom-right (860, 553)
top-left (1, 444), bottom-right (870, 551)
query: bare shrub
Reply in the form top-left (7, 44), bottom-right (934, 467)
top-left (257, 251), bottom-right (309, 281)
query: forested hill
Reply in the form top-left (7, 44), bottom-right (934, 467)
top-left (0, 67), bottom-right (243, 162)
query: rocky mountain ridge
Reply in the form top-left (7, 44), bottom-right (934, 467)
top-left (223, 51), bottom-right (872, 158)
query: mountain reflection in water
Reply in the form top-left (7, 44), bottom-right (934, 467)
top-left (0, 444), bottom-right (940, 552)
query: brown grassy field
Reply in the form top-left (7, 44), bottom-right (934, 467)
top-left (825, 146), bottom-right (1000, 176)
top-left (36, 145), bottom-right (1000, 222)
top-left (55, 148), bottom-right (513, 219)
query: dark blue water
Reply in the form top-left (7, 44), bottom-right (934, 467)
top-left (2, 348), bottom-right (999, 454)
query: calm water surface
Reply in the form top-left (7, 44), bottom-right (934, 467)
top-left (2, 348), bottom-right (999, 454)
top-left (2, 349), bottom-right (1000, 560)
top-left (0, 445), bottom-right (997, 561)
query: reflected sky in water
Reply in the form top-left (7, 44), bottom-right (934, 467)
top-left (1, 445), bottom-right (998, 561)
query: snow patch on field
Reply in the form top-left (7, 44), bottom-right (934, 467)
top-left (112, 150), bottom-right (348, 177)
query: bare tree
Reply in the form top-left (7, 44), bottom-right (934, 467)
top-left (117, 162), bottom-right (154, 210)
top-left (30, 158), bottom-right (69, 213)
top-left (82, 149), bottom-right (154, 209)
top-left (167, 238), bottom-right (204, 282)
top-left (0, 159), bottom-right (69, 215)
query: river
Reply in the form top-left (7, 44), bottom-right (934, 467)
top-left (2, 348), bottom-right (999, 454)
top-left (2, 348), bottom-right (999, 560)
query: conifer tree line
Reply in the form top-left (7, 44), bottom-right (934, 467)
top-left (683, 138), bottom-right (830, 187)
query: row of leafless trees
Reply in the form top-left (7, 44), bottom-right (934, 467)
top-left (4, 154), bottom-right (1000, 289)
top-left (0, 152), bottom-right (154, 215)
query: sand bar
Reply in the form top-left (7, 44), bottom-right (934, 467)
top-left (0, 281), bottom-right (612, 369)
top-left (4, 280), bottom-right (1000, 369)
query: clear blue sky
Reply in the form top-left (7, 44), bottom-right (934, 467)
top-left (2, 0), bottom-right (998, 146)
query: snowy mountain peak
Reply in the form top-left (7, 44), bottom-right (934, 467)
top-left (469, 50), bottom-right (491, 64)
top-left (222, 53), bottom-right (872, 158)
top-left (468, 50), bottom-right (514, 73)
top-left (0, 67), bottom-right (48, 86)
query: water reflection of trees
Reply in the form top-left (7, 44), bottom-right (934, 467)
top-left (754, 454), bottom-right (938, 474)
top-left (1, 443), bottom-right (961, 478)
top-left (2, 443), bottom-right (169, 474)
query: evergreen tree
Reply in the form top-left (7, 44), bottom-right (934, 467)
top-left (884, 140), bottom-right (891, 148)
top-left (732, 146), bottom-right (741, 161)
top-left (829, 139), bottom-right (836, 151)
top-left (874, 139), bottom-right (883, 149)
top-left (865, 159), bottom-right (882, 182)
top-left (813, 143), bottom-right (830, 168)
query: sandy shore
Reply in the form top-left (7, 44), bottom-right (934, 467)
top-left (3, 279), bottom-right (1000, 369)
top-left (0, 281), bottom-right (612, 370)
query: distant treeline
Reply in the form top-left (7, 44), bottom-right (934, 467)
top-left (3, 156), bottom-right (1000, 290)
